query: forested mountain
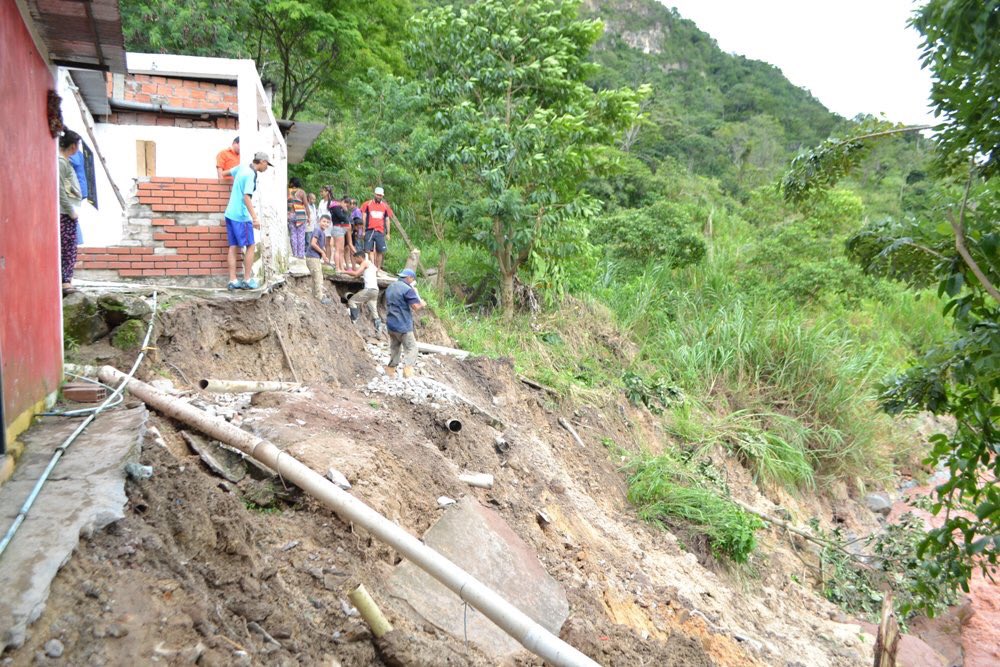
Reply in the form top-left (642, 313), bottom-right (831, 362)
top-left (585, 0), bottom-right (844, 191)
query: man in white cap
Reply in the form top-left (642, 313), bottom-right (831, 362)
top-left (360, 186), bottom-right (398, 270)
top-left (224, 151), bottom-right (272, 290)
top-left (384, 268), bottom-right (425, 378)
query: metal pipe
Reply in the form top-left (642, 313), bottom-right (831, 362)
top-left (0, 293), bottom-right (158, 559)
top-left (97, 366), bottom-right (598, 667)
top-left (198, 379), bottom-right (300, 393)
top-left (109, 99), bottom-right (237, 118)
top-left (442, 418), bottom-right (463, 433)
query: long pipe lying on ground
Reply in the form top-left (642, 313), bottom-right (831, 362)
top-left (198, 379), bottom-right (300, 393)
top-left (416, 342), bottom-right (470, 359)
top-left (97, 365), bottom-right (599, 667)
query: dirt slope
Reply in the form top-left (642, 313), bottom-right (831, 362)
top-left (4, 279), bottom-right (887, 666)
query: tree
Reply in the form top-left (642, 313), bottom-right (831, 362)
top-left (781, 0), bottom-right (999, 610)
top-left (119, 0), bottom-right (250, 57)
top-left (406, 0), bottom-right (645, 315)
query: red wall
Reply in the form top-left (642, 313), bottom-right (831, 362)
top-left (0, 0), bottom-right (63, 430)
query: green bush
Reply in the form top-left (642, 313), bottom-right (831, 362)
top-left (627, 450), bottom-right (764, 563)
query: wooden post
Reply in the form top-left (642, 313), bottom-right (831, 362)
top-left (873, 593), bottom-right (899, 667)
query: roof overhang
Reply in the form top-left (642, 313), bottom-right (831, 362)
top-left (23, 0), bottom-right (126, 73)
top-left (278, 120), bottom-right (327, 164)
top-left (69, 70), bottom-right (110, 115)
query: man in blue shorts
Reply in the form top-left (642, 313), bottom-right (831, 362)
top-left (225, 151), bottom-right (272, 289)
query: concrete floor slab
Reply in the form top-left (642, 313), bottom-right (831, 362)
top-left (388, 497), bottom-right (569, 662)
top-left (0, 405), bottom-right (147, 651)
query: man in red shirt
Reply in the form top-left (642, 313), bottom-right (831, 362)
top-left (360, 186), bottom-right (398, 269)
top-left (215, 136), bottom-right (240, 181)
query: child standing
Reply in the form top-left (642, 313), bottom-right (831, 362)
top-left (306, 214), bottom-right (332, 303)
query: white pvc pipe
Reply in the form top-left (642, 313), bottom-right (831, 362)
top-left (97, 366), bottom-right (599, 667)
top-left (417, 342), bottom-right (470, 359)
top-left (198, 379), bottom-right (300, 393)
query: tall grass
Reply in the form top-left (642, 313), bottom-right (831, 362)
top-left (627, 449), bottom-right (764, 563)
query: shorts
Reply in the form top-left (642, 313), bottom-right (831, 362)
top-left (226, 217), bottom-right (254, 248)
top-left (329, 225), bottom-right (348, 239)
top-left (365, 230), bottom-right (387, 253)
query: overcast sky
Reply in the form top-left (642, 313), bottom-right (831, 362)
top-left (663, 0), bottom-right (935, 126)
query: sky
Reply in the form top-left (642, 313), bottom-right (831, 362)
top-left (662, 0), bottom-right (935, 126)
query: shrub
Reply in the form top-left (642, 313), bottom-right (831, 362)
top-left (627, 450), bottom-right (764, 563)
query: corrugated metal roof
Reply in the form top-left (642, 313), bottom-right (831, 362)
top-left (279, 120), bottom-right (327, 164)
top-left (69, 70), bottom-right (110, 115)
top-left (24, 0), bottom-right (126, 73)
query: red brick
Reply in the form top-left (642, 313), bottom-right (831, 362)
top-left (140, 269), bottom-right (166, 276)
top-left (164, 240), bottom-right (189, 248)
top-left (109, 261), bottom-right (132, 269)
top-left (108, 248), bottom-right (133, 255)
top-left (119, 269), bottom-right (143, 277)
top-left (152, 232), bottom-right (175, 242)
top-left (151, 218), bottom-right (175, 226)
top-left (164, 268), bottom-right (193, 276)
top-left (85, 261), bottom-right (112, 269)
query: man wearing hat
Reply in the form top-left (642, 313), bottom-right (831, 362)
top-left (224, 151), bottom-right (272, 290)
top-left (360, 186), bottom-right (398, 270)
top-left (384, 268), bottom-right (425, 378)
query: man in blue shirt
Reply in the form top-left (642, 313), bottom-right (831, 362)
top-left (225, 151), bottom-right (272, 290)
top-left (384, 268), bottom-right (425, 378)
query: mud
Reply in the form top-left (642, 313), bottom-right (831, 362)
top-left (2, 277), bottom-right (947, 666)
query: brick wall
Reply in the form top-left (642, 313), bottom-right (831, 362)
top-left (76, 177), bottom-right (233, 281)
top-left (105, 73), bottom-right (238, 130)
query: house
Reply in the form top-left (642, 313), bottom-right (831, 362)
top-left (1, 0), bottom-right (323, 473)
top-left (0, 0), bottom-right (128, 469)
top-left (63, 53), bottom-right (307, 285)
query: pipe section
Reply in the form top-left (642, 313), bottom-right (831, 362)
top-left (442, 418), bottom-right (463, 433)
top-left (198, 379), bottom-right (300, 393)
top-left (97, 366), bottom-right (598, 667)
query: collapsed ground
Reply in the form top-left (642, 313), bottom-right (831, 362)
top-left (2, 277), bottom-right (941, 666)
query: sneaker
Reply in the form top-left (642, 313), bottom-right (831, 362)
top-left (244, 278), bottom-right (259, 290)
top-left (227, 280), bottom-right (241, 290)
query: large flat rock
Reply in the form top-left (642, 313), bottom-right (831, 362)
top-left (388, 497), bottom-right (568, 662)
top-left (0, 405), bottom-right (147, 650)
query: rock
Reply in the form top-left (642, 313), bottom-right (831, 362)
top-left (44, 639), bottom-right (64, 658)
top-left (107, 624), bottom-right (128, 638)
top-left (325, 468), bottom-right (352, 490)
top-left (181, 432), bottom-right (247, 483)
top-left (63, 292), bottom-right (109, 344)
top-left (124, 462), bottom-right (153, 480)
top-left (864, 492), bottom-right (893, 515)
top-left (437, 496), bottom-right (456, 508)
top-left (110, 319), bottom-right (147, 351)
top-left (97, 294), bottom-right (151, 327)
top-left (459, 472), bottom-right (494, 489)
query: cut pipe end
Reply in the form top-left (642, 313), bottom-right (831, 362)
top-left (198, 379), bottom-right (210, 390)
top-left (444, 418), bottom-right (462, 433)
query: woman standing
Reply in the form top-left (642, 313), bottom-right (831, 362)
top-left (58, 130), bottom-right (83, 295)
top-left (287, 177), bottom-right (308, 258)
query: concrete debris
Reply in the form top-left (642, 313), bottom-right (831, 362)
top-left (280, 540), bottom-right (300, 552)
top-left (459, 472), bottom-right (494, 489)
top-left (325, 468), bottom-right (352, 490)
top-left (437, 496), bottom-right (456, 508)
top-left (44, 639), bottom-right (64, 658)
top-left (339, 599), bottom-right (359, 618)
top-left (493, 435), bottom-right (510, 454)
top-left (124, 462), bottom-right (153, 480)
top-left (364, 375), bottom-right (457, 405)
top-left (181, 431), bottom-right (247, 483)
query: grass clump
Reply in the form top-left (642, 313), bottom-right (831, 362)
top-left (626, 449), bottom-right (764, 563)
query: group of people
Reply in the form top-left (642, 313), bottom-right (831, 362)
top-left (216, 136), bottom-right (425, 377)
top-left (287, 181), bottom-right (397, 274)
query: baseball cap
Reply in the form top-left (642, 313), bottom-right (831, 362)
top-left (397, 268), bottom-right (416, 279)
top-left (253, 151), bottom-right (274, 165)
top-left (374, 186), bottom-right (385, 196)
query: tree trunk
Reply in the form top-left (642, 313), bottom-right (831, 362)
top-left (436, 248), bottom-right (447, 294)
top-left (500, 268), bottom-right (515, 318)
